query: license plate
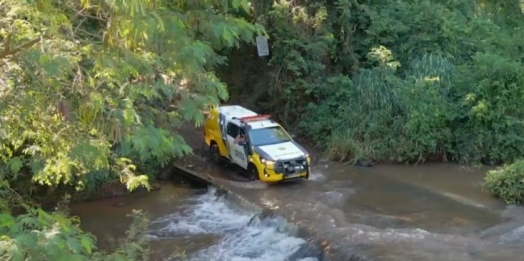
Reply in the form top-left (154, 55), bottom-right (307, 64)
top-left (287, 173), bottom-right (300, 178)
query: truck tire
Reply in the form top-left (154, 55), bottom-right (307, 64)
top-left (210, 143), bottom-right (222, 165)
top-left (247, 164), bottom-right (260, 181)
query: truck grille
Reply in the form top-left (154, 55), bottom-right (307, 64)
top-left (274, 156), bottom-right (308, 175)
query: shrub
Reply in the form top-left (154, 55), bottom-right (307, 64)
top-left (483, 160), bottom-right (524, 204)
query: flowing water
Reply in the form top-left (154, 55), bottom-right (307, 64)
top-left (72, 184), bottom-right (322, 261)
top-left (197, 162), bottom-right (524, 261)
top-left (73, 143), bottom-right (524, 261)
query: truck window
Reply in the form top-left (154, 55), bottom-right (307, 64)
top-left (226, 123), bottom-right (240, 138)
top-left (248, 126), bottom-right (290, 146)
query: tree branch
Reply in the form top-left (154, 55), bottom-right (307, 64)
top-left (0, 31), bottom-right (41, 60)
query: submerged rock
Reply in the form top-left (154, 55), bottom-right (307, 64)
top-left (248, 209), bottom-right (275, 226)
top-left (214, 188), bottom-right (228, 200)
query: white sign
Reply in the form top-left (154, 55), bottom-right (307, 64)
top-left (256, 36), bottom-right (269, 57)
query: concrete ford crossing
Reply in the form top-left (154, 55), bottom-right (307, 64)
top-left (203, 105), bottom-right (311, 182)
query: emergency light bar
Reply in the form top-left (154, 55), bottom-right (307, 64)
top-left (238, 114), bottom-right (271, 122)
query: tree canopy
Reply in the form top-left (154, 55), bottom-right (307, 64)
top-left (0, 0), bottom-right (261, 259)
top-left (218, 0), bottom-right (524, 203)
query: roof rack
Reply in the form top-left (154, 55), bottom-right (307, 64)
top-left (235, 114), bottom-right (271, 123)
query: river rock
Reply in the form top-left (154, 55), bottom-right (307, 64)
top-left (214, 188), bottom-right (228, 199)
top-left (247, 209), bottom-right (276, 226)
top-left (151, 182), bottom-right (162, 191)
top-left (356, 159), bottom-right (374, 167)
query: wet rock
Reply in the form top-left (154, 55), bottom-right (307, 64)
top-left (214, 188), bottom-right (228, 200)
top-left (151, 182), bottom-right (162, 191)
top-left (356, 159), bottom-right (374, 167)
top-left (248, 209), bottom-right (275, 226)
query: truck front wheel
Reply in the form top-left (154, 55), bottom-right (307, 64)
top-left (247, 164), bottom-right (260, 181)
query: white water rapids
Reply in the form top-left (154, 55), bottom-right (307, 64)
top-left (145, 187), bottom-right (321, 261)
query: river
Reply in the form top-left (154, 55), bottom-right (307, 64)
top-left (72, 125), bottom-right (524, 261)
top-left (73, 160), bottom-right (524, 261)
top-left (72, 183), bottom-right (322, 261)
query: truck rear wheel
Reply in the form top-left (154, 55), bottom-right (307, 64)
top-left (210, 143), bottom-right (222, 164)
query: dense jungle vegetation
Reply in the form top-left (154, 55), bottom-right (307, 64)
top-left (0, 0), bottom-right (524, 259)
top-left (219, 0), bottom-right (524, 203)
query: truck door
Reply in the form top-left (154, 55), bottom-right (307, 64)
top-left (226, 122), bottom-right (249, 169)
top-left (219, 112), bottom-right (227, 143)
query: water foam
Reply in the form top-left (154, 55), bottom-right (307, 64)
top-left (307, 171), bottom-right (326, 182)
top-left (147, 187), bottom-right (320, 261)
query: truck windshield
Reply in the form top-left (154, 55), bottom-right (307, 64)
top-left (248, 126), bottom-right (290, 146)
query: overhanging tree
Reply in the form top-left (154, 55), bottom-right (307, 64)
top-left (0, 0), bottom-right (263, 259)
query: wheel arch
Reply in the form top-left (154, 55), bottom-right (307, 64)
top-left (248, 162), bottom-right (261, 180)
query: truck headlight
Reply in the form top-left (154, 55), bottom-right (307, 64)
top-left (261, 158), bottom-right (275, 168)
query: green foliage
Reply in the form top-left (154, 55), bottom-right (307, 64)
top-left (0, 180), bottom-right (152, 261)
top-left (0, 206), bottom-right (96, 261)
top-left (0, 0), bottom-right (262, 190)
top-left (226, 0), bottom-right (524, 165)
top-left (452, 52), bottom-right (524, 163)
top-left (483, 160), bottom-right (524, 204)
top-left (1, 0), bottom-right (262, 259)
top-left (0, 0), bottom-right (262, 194)
top-left (214, 0), bottom-right (524, 202)
top-left (301, 53), bottom-right (456, 163)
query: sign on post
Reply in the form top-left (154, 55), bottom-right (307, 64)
top-left (256, 36), bottom-right (269, 57)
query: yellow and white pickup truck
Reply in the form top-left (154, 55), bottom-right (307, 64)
top-left (203, 105), bottom-right (310, 182)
